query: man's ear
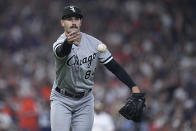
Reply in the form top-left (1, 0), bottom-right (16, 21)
top-left (80, 19), bottom-right (82, 26)
top-left (61, 20), bottom-right (64, 27)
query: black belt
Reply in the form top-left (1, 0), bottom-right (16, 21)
top-left (55, 86), bottom-right (92, 99)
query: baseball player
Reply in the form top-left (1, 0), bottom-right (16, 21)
top-left (50, 5), bottom-right (142, 131)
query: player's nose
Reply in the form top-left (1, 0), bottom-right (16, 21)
top-left (71, 19), bottom-right (78, 24)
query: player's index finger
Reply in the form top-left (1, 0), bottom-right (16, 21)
top-left (69, 30), bottom-right (79, 36)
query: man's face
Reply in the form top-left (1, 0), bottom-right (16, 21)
top-left (61, 16), bottom-right (82, 33)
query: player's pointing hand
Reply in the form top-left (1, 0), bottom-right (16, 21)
top-left (65, 31), bottom-right (81, 46)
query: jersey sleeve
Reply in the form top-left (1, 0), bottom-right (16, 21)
top-left (98, 44), bottom-right (113, 64)
top-left (53, 34), bottom-right (67, 59)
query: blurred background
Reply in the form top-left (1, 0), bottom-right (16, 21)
top-left (0, 0), bottom-right (195, 131)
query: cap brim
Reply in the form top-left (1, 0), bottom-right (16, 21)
top-left (62, 13), bottom-right (83, 19)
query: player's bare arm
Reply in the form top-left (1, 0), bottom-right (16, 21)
top-left (132, 86), bottom-right (140, 93)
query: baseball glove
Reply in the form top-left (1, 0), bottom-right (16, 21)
top-left (119, 93), bottom-right (146, 122)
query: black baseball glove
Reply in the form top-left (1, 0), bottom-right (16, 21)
top-left (119, 93), bottom-right (146, 122)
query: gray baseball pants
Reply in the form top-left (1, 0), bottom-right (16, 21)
top-left (50, 91), bottom-right (94, 131)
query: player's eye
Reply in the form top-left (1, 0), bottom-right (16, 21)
top-left (75, 17), bottom-right (80, 20)
top-left (66, 17), bottom-right (72, 21)
top-left (65, 17), bottom-right (80, 21)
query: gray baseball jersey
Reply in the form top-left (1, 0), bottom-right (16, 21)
top-left (50, 32), bottom-right (113, 131)
top-left (51, 32), bottom-right (113, 94)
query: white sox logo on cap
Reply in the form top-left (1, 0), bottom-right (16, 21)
top-left (70, 6), bottom-right (75, 12)
top-left (62, 5), bottom-right (83, 19)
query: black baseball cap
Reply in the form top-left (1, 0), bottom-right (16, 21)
top-left (62, 5), bottom-right (83, 19)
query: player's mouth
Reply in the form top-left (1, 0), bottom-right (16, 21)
top-left (70, 25), bottom-right (78, 29)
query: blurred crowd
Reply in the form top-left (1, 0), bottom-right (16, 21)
top-left (0, 0), bottom-right (195, 131)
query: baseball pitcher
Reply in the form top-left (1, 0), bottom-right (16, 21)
top-left (50, 5), bottom-right (146, 131)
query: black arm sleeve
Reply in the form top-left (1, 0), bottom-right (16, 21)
top-left (104, 59), bottom-right (136, 89)
top-left (56, 40), bottom-right (72, 57)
